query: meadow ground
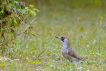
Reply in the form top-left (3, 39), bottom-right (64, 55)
top-left (0, 1), bottom-right (106, 71)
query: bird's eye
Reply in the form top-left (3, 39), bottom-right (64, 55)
top-left (61, 37), bottom-right (65, 42)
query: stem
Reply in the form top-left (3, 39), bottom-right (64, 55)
top-left (98, 18), bottom-right (103, 53)
top-left (37, 37), bottom-right (55, 58)
top-left (29, 17), bottom-right (36, 24)
top-left (17, 17), bottom-right (36, 36)
top-left (6, 0), bottom-right (9, 4)
top-left (98, 20), bottom-right (101, 53)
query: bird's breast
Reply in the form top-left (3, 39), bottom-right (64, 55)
top-left (62, 47), bottom-right (70, 58)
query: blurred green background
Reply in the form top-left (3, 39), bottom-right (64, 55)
top-left (1, 0), bottom-right (106, 71)
top-left (22, 0), bottom-right (106, 25)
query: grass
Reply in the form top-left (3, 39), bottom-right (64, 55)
top-left (0, 1), bottom-right (106, 71)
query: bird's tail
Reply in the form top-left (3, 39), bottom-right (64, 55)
top-left (78, 56), bottom-right (89, 62)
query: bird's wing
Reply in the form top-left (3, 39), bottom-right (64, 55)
top-left (67, 48), bottom-right (80, 59)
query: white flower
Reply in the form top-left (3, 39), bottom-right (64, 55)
top-left (93, 39), bottom-right (96, 44)
top-left (78, 66), bottom-right (82, 70)
top-left (87, 44), bottom-right (90, 47)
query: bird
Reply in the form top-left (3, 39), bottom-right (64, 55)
top-left (56, 36), bottom-right (83, 62)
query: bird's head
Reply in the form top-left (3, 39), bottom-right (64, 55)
top-left (56, 36), bottom-right (70, 43)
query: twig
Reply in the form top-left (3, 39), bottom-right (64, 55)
top-left (17, 17), bottom-right (36, 36)
top-left (29, 17), bottom-right (36, 24)
top-left (6, 0), bottom-right (9, 4)
top-left (37, 37), bottom-right (55, 58)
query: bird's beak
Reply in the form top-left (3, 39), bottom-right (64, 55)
top-left (55, 36), bottom-right (61, 39)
